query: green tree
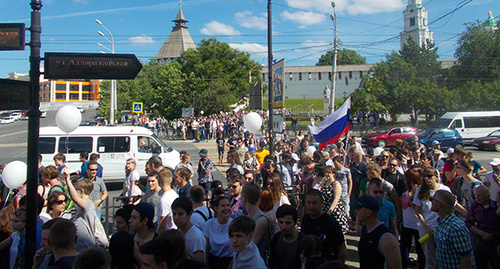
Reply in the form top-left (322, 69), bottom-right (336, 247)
top-left (453, 21), bottom-right (500, 81)
top-left (316, 48), bottom-right (366, 66)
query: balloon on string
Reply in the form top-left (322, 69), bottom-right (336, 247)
top-left (244, 112), bottom-right (262, 133)
top-left (2, 161), bottom-right (27, 189)
top-left (55, 106), bottom-right (82, 133)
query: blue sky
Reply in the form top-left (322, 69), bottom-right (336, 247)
top-left (0, 0), bottom-right (498, 78)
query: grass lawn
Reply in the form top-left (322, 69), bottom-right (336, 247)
top-left (262, 98), bottom-right (324, 111)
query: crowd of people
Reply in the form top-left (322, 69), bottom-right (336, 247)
top-left (0, 112), bottom-right (500, 269)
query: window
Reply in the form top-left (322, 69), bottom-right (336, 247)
top-left (299, 73), bottom-right (302, 81)
top-left (349, 71), bottom-right (352, 79)
top-left (318, 72), bottom-right (322, 80)
top-left (464, 117), bottom-right (490, 128)
top-left (138, 136), bottom-right (161, 154)
top-left (391, 128), bottom-right (402, 134)
top-left (410, 17), bottom-right (415, 26)
top-left (402, 128), bottom-right (413, 133)
top-left (359, 71), bottom-right (363, 79)
top-left (338, 72), bottom-right (342, 79)
top-left (430, 131), bottom-right (444, 139)
top-left (97, 137), bottom-right (130, 153)
top-left (289, 73), bottom-right (293, 81)
top-left (39, 137), bottom-right (56, 154)
top-left (451, 120), bottom-right (463, 129)
top-left (56, 84), bottom-right (65, 91)
top-left (58, 137), bottom-right (93, 154)
top-left (69, 93), bottom-right (79, 100)
top-left (490, 116), bottom-right (500, 127)
top-left (262, 74), bottom-right (266, 81)
top-left (443, 130), bottom-right (455, 137)
top-left (328, 72), bottom-right (332, 81)
top-left (55, 93), bottom-right (66, 100)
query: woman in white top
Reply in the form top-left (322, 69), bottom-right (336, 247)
top-left (40, 191), bottom-right (68, 222)
top-left (227, 150), bottom-right (244, 175)
top-left (413, 167), bottom-right (466, 269)
top-left (121, 158), bottom-right (142, 205)
top-left (267, 173), bottom-right (290, 215)
top-left (203, 196), bottom-right (233, 269)
top-left (400, 169), bottom-right (424, 269)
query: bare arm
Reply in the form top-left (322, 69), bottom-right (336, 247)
top-left (454, 203), bottom-right (468, 216)
top-left (0, 237), bottom-right (12, 251)
top-left (347, 174), bottom-right (353, 196)
top-left (252, 217), bottom-right (268, 247)
top-left (65, 172), bottom-right (87, 209)
top-left (380, 234), bottom-right (402, 269)
top-left (390, 218), bottom-right (399, 240)
top-left (415, 205), bottom-right (433, 235)
top-left (157, 216), bottom-right (167, 234)
top-left (334, 241), bottom-right (347, 263)
top-left (327, 182), bottom-right (342, 215)
top-left (193, 250), bottom-right (205, 263)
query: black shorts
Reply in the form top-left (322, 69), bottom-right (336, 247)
top-left (218, 148), bottom-right (224, 156)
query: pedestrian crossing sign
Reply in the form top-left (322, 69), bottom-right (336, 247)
top-left (132, 102), bottom-right (143, 113)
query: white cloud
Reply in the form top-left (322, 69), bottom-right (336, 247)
top-left (128, 35), bottom-right (156, 45)
top-left (285, 0), bottom-right (404, 15)
top-left (72, 0), bottom-right (87, 4)
top-left (229, 43), bottom-right (267, 56)
top-left (301, 40), bottom-right (330, 49)
top-left (235, 11), bottom-right (267, 30)
top-left (281, 11), bottom-right (327, 27)
top-left (200, 21), bottom-right (241, 35)
top-left (345, 0), bottom-right (405, 15)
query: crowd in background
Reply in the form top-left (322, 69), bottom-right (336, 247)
top-left (0, 111), bottom-right (499, 269)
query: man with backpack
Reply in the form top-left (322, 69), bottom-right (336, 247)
top-left (189, 185), bottom-right (214, 231)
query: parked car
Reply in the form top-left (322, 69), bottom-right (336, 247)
top-left (10, 112), bottom-right (22, 121)
top-left (407, 128), bottom-right (464, 151)
top-left (472, 129), bottom-right (500, 152)
top-left (1, 116), bottom-right (16, 124)
top-left (362, 127), bottom-right (418, 148)
top-left (21, 114), bottom-right (29, 120)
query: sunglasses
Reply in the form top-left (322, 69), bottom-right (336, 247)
top-left (55, 200), bottom-right (66, 205)
top-left (371, 190), bottom-right (384, 194)
top-left (89, 169), bottom-right (98, 171)
top-left (388, 164), bottom-right (397, 167)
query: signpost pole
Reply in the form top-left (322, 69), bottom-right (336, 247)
top-left (26, 1), bottom-right (42, 268)
top-left (267, 0), bottom-right (274, 155)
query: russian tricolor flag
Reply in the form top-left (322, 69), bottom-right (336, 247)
top-left (309, 97), bottom-right (351, 150)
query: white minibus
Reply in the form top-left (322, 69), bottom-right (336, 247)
top-left (435, 111), bottom-right (500, 144)
top-left (39, 126), bottom-right (179, 181)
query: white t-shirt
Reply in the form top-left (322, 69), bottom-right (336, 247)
top-left (157, 190), bottom-right (178, 230)
top-left (272, 193), bottom-right (290, 216)
top-left (185, 226), bottom-right (207, 261)
top-left (9, 231), bottom-right (21, 269)
top-left (401, 190), bottom-right (419, 230)
top-left (413, 184), bottom-right (451, 232)
top-left (190, 206), bottom-right (214, 231)
top-left (125, 170), bottom-right (142, 197)
top-left (203, 217), bottom-right (233, 257)
top-left (484, 172), bottom-right (500, 202)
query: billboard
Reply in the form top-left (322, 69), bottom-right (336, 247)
top-left (272, 59), bottom-right (285, 108)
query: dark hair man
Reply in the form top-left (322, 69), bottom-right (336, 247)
top-left (228, 216), bottom-right (266, 268)
top-left (189, 185), bottom-right (214, 231)
top-left (139, 238), bottom-right (175, 269)
top-left (269, 205), bottom-right (305, 269)
top-left (48, 219), bottom-right (79, 269)
top-left (140, 171), bottom-right (163, 223)
top-left (301, 189), bottom-right (347, 262)
top-left (81, 161), bottom-right (108, 220)
top-left (353, 195), bottom-right (401, 269)
top-left (171, 197), bottom-right (206, 262)
top-left (129, 202), bottom-right (156, 268)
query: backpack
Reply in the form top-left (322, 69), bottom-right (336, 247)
top-left (193, 207), bottom-right (213, 221)
top-left (82, 211), bottom-right (109, 248)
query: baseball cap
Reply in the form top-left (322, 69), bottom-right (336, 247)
top-left (490, 158), bottom-right (500, 166)
top-left (433, 150), bottom-right (443, 155)
top-left (291, 153), bottom-right (300, 161)
top-left (447, 148), bottom-right (454, 154)
top-left (351, 195), bottom-right (380, 211)
top-left (198, 148), bottom-right (208, 157)
top-left (432, 141), bottom-right (441, 146)
top-left (134, 203), bottom-right (154, 227)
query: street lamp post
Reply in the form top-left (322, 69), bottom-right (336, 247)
top-left (95, 19), bottom-right (116, 125)
top-left (329, 1), bottom-right (337, 114)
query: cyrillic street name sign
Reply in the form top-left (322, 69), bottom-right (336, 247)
top-left (44, 53), bottom-right (143, 79)
top-left (0, 23), bottom-right (25, 50)
top-left (0, 79), bottom-right (30, 110)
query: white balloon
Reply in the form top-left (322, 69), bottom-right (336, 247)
top-left (2, 161), bottom-right (27, 189)
top-left (244, 112), bottom-right (262, 133)
top-left (56, 106), bottom-right (82, 133)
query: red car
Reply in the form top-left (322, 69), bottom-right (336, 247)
top-left (362, 127), bottom-right (418, 148)
top-left (472, 129), bottom-right (500, 151)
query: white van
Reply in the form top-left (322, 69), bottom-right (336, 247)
top-left (435, 111), bottom-right (500, 143)
top-left (39, 126), bottom-right (180, 181)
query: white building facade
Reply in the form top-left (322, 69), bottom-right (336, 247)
top-left (400, 0), bottom-right (433, 48)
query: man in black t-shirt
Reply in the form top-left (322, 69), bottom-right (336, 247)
top-left (216, 133), bottom-right (225, 165)
top-left (301, 189), bottom-right (347, 262)
top-left (269, 205), bottom-right (305, 269)
top-left (226, 133), bottom-right (238, 152)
